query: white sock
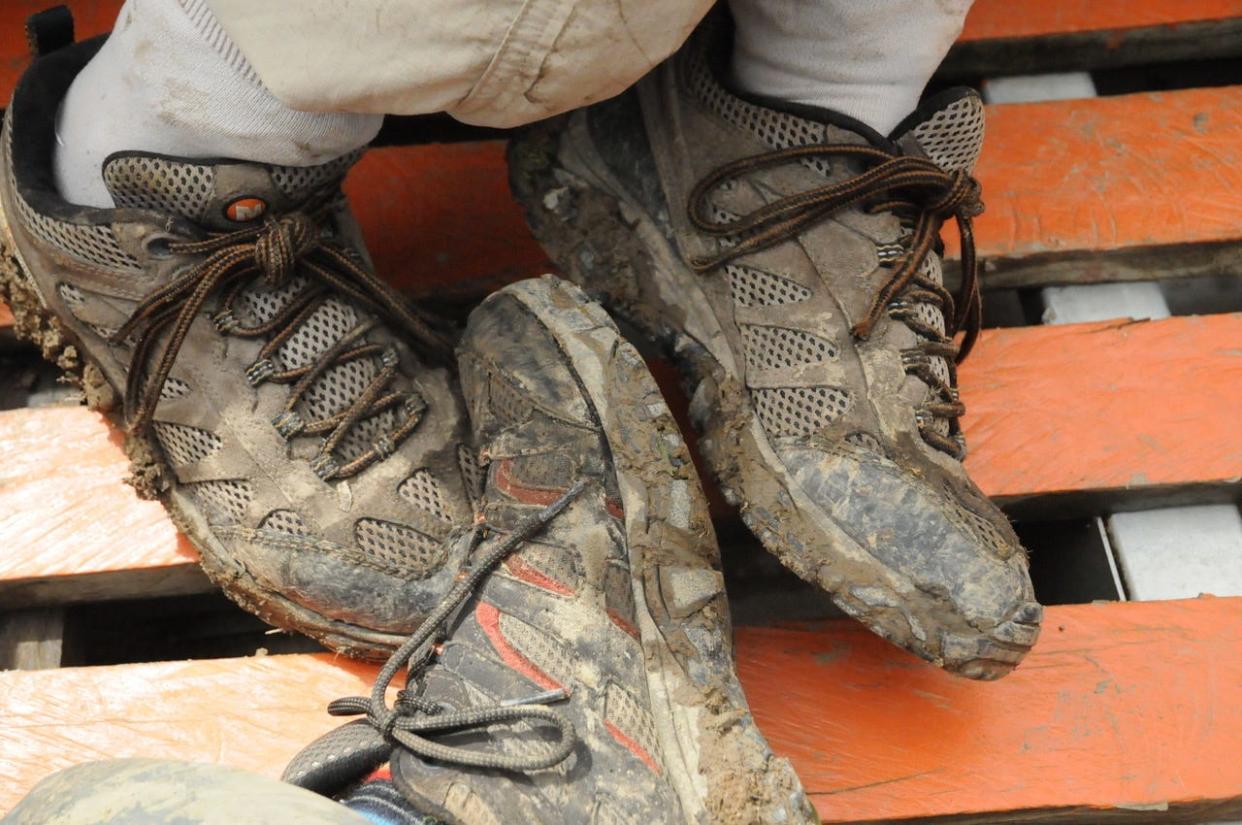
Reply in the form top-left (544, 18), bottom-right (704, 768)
top-left (54, 0), bottom-right (382, 208)
top-left (727, 0), bottom-right (974, 135)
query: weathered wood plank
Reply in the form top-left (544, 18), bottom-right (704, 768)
top-left (0, 608), bottom-right (62, 670)
top-left (945, 0), bottom-right (1242, 78)
top-left (0, 313), bottom-right (1238, 604)
top-left (2, 599), bottom-right (1240, 822)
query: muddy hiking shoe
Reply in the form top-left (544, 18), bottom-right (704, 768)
top-left (510, 19), bottom-right (1042, 679)
top-left (0, 33), bottom-right (475, 657)
top-left (284, 277), bottom-right (815, 825)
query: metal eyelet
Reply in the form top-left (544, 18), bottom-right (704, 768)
top-left (311, 454), bottom-right (340, 480)
top-left (245, 358), bottom-right (276, 386)
top-left (271, 410), bottom-right (305, 439)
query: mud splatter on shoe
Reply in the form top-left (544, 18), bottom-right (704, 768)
top-left (284, 277), bottom-right (815, 825)
top-left (0, 34), bottom-right (475, 657)
top-left (508, 18), bottom-right (1041, 679)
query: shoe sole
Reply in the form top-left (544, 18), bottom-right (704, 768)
top-left (504, 275), bottom-right (816, 824)
top-left (0, 196), bottom-right (409, 658)
top-left (508, 118), bottom-right (1041, 680)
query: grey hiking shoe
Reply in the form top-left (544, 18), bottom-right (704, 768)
top-left (0, 35), bottom-right (474, 657)
top-left (509, 19), bottom-right (1041, 679)
top-left (284, 277), bottom-right (815, 825)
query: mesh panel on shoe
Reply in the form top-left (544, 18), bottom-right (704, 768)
top-left (160, 377), bottom-right (191, 400)
top-left (686, 55), bottom-right (835, 176)
top-left (488, 374), bottom-right (533, 425)
top-left (153, 421), bottom-right (223, 466)
top-left (908, 95), bottom-right (985, 173)
top-left (277, 299), bottom-right (357, 370)
top-left (726, 265), bottom-right (812, 307)
top-left (261, 509), bottom-right (311, 536)
top-left (187, 479), bottom-right (253, 524)
top-left (504, 544), bottom-right (581, 594)
top-left (103, 156), bottom-right (215, 221)
top-left (14, 191), bottom-right (141, 272)
top-left (269, 151), bottom-right (361, 199)
top-left (741, 324), bottom-right (837, 371)
top-left (603, 682), bottom-right (661, 767)
top-left (398, 469), bottom-right (451, 523)
top-left (497, 611), bottom-right (575, 688)
top-left (233, 276), bottom-right (309, 326)
top-left (458, 444), bottom-right (486, 506)
top-left (753, 386), bottom-right (851, 437)
top-left (302, 359), bottom-right (376, 419)
top-left (354, 518), bottom-right (445, 576)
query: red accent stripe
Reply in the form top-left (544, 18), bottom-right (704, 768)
top-left (503, 555), bottom-right (575, 596)
top-left (607, 608), bottom-right (640, 639)
top-left (364, 766), bottom-right (392, 783)
top-left (475, 602), bottom-right (562, 692)
top-left (605, 720), bottom-right (663, 776)
top-left (494, 458), bottom-right (567, 507)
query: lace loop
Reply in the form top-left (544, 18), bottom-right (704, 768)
top-left (686, 142), bottom-right (983, 458)
top-left (324, 481), bottom-right (586, 773)
top-left (110, 207), bottom-right (452, 479)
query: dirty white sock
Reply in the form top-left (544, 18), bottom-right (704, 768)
top-left (727, 0), bottom-right (974, 135)
top-left (54, 0), bottom-right (382, 208)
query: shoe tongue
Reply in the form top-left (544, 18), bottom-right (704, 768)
top-left (889, 88), bottom-right (985, 173)
top-left (100, 150), bottom-right (361, 230)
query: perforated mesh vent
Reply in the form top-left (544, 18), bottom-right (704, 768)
top-left (398, 470), bottom-right (451, 523)
top-left (187, 479), bottom-right (252, 524)
top-left (908, 94), bottom-right (985, 172)
top-left (102, 156), bottom-right (215, 220)
top-left (278, 299), bottom-right (357, 370)
top-left (753, 386), bottom-right (851, 437)
top-left (497, 611), bottom-right (575, 688)
top-left (845, 431), bottom-right (884, 453)
top-left (234, 276), bottom-right (308, 326)
top-left (154, 422), bottom-right (223, 466)
top-left (604, 682), bottom-right (660, 765)
top-left (302, 359), bottom-right (376, 420)
top-left (14, 191), bottom-right (140, 272)
top-left (726, 265), bottom-right (812, 307)
top-left (355, 518), bottom-right (445, 576)
top-left (505, 545), bottom-right (580, 594)
top-left (261, 509), bottom-right (311, 537)
top-left (57, 283), bottom-right (83, 307)
top-left (956, 504), bottom-right (1012, 551)
top-left (488, 375), bottom-right (532, 425)
top-left (269, 150), bottom-right (360, 198)
top-left (686, 55), bottom-right (834, 176)
top-left (742, 325), bottom-right (837, 371)
top-left (458, 444), bottom-right (486, 505)
top-left (160, 377), bottom-right (192, 401)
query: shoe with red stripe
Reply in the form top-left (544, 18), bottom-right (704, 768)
top-left (284, 276), bottom-right (814, 825)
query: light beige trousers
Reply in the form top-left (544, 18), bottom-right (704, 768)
top-left (204, 0), bottom-right (715, 128)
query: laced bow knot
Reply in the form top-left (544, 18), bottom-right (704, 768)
top-left (252, 212), bottom-right (319, 286)
top-left (110, 203), bottom-right (451, 477)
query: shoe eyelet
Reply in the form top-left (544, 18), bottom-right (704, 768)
top-left (141, 234), bottom-right (180, 259)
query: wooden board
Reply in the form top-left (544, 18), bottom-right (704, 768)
top-left (945, 0), bottom-right (1242, 78)
top-left (3, 598), bottom-right (1241, 822)
top-left (1, 313), bottom-right (1238, 605)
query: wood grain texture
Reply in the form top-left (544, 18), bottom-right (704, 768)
top-left (2, 599), bottom-right (1241, 822)
top-left (960, 0), bottom-right (1242, 41)
top-left (1, 313), bottom-right (1238, 602)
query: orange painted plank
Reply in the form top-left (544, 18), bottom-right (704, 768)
top-left (951, 86), bottom-right (1242, 266)
top-left (961, 0), bottom-right (1242, 42)
top-left (0, 1), bottom-right (121, 101)
top-left (3, 599), bottom-right (1242, 822)
top-left (0, 405), bottom-right (199, 605)
top-left (1, 313), bottom-right (1239, 599)
top-left (343, 144), bottom-right (548, 298)
top-left (960, 314), bottom-right (1242, 501)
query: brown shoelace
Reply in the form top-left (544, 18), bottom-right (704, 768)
top-left (686, 143), bottom-right (984, 458)
top-left (110, 210), bottom-right (452, 480)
